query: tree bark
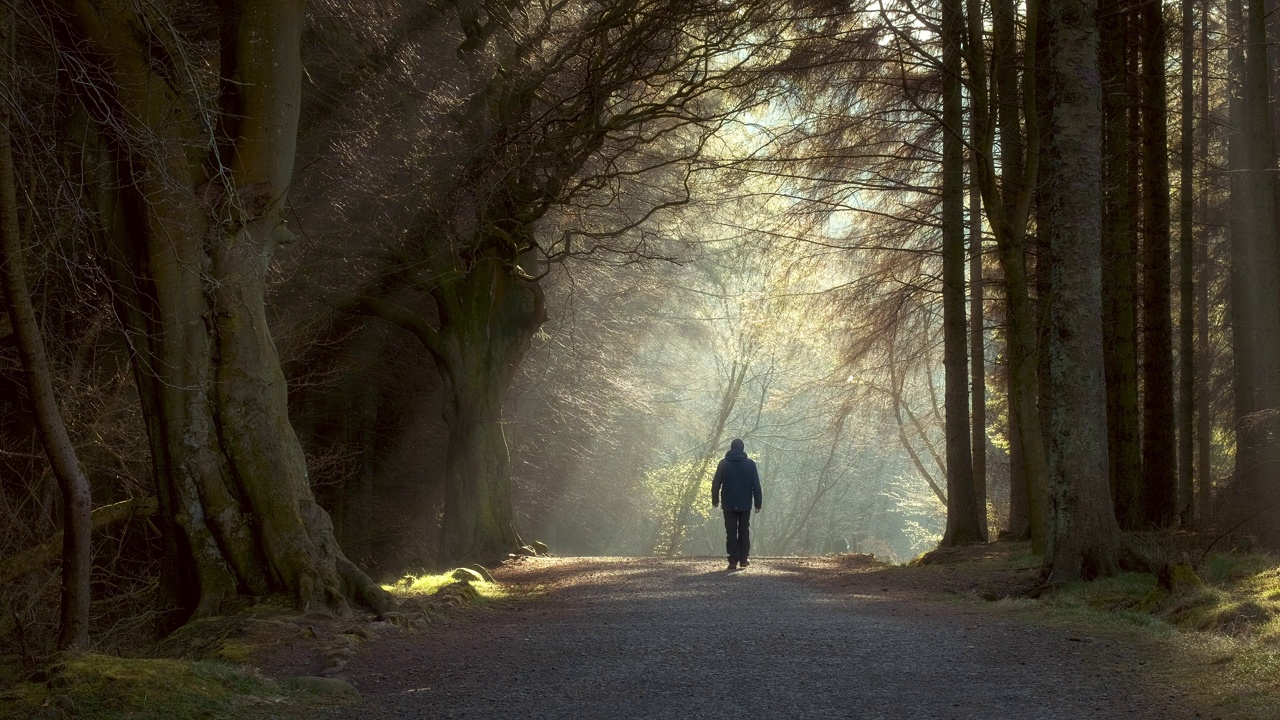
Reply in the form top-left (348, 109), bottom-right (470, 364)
top-left (59, 0), bottom-right (388, 628)
top-left (1139, 0), bottom-right (1178, 528)
top-left (942, 0), bottom-right (982, 545)
top-left (970, 159), bottom-right (989, 539)
top-left (1100, 0), bottom-right (1143, 529)
top-left (1042, 0), bottom-right (1125, 581)
top-left (1269, 0), bottom-right (1280, 236)
top-left (432, 256), bottom-right (545, 565)
top-left (0, 8), bottom-right (92, 648)
top-left (1006, 356), bottom-right (1031, 537)
top-left (1177, 0), bottom-right (1196, 526)
top-left (1194, 0), bottom-right (1214, 524)
top-left (323, 253), bottom-right (545, 566)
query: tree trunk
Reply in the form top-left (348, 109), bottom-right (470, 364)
top-left (61, 0), bottom-right (388, 628)
top-left (1100, 0), bottom-right (1143, 529)
top-left (1194, 0), bottom-right (1214, 524)
top-left (1140, 0), bottom-right (1178, 528)
top-left (1177, 0), bottom-right (1196, 526)
top-left (1006, 355), bottom-right (1031, 537)
top-left (434, 256), bottom-right (545, 565)
top-left (1224, 0), bottom-right (1280, 545)
top-left (963, 0), bottom-right (1048, 551)
top-left (1003, 256), bottom-right (1048, 552)
top-left (970, 159), bottom-right (989, 539)
top-left (1042, 0), bottom-right (1125, 581)
top-left (1269, 0), bottom-right (1280, 236)
top-left (941, 0), bottom-right (983, 545)
top-left (0, 8), bottom-right (92, 648)
top-left (327, 253), bottom-right (546, 567)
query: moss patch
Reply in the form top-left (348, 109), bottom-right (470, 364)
top-left (1037, 551), bottom-right (1280, 642)
top-left (149, 598), bottom-right (306, 666)
top-left (385, 569), bottom-right (508, 603)
top-left (0, 652), bottom-right (339, 720)
top-left (931, 544), bottom-right (1280, 720)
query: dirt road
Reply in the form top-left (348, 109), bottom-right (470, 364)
top-left (316, 557), bottom-right (1196, 719)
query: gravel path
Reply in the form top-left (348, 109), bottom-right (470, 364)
top-left (318, 557), bottom-right (1198, 719)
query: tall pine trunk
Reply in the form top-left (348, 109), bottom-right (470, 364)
top-left (1006, 338), bottom-right (1031, 537)
top-left (964, 0), bottom-right (1048, 550)
top-left (1194, 0), bottom-right (1214, 524)
top-left (970, 160), bottom-right (989, 539)
top-left (1100, 0), bottom-right (1142, 528)
top-left (1140, 0), bottom-right (1178, 528)
top-left (942, 0), bottom-right (983, 545)
top-left (1042, 0), bottom-right (1126, 581)
top-left (1178, 0), bottom-right (1197, 526)
top-left (1002, 254), bottom-right (1048, 551)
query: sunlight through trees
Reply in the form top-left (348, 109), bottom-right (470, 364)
top-left (1, 0), bottom-right (1277, 655)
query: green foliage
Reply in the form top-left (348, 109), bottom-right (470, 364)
top-left (645, 459), bottom-right (716, 554)
top-left (0, 653), bottom-right (320, 720)
top-left (647, 459), bottom-right (714, 522)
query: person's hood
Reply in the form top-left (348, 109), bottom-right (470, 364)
top-left (724, 449), bottom-right (748, 461)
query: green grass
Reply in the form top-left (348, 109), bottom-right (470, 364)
top-left (946, 547), bottom-right (1280, 720)
top-left (0, 571), bottom-right (509, 719)
top-left (1033, 551), bottom-right (1280, 641)
top-left (0, 652), bottom-right (321, 720)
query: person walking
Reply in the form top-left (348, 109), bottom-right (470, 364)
top-left (711, 438), bottom-right (763, 570)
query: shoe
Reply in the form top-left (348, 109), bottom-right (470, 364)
top-left (727, 560), bottom-right (737, 571)
top-left (739, 559), bottom-right (750, 568)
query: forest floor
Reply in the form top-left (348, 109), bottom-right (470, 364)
top-left (269, 548), bottom-right (1237, 719)
top-left (6, 541), bottom-right (1279, 719)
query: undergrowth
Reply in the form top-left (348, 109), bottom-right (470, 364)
top-left (1039, 550), bottom-right (1280, 641)
top-left (1, 568), bottom-right (505, 719)
top-left (965, 544), bottom-right (1280, 720)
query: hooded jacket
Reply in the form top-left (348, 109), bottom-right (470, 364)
top-left (711, 449), bottom-right (763, 512)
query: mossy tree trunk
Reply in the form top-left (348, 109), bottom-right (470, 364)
top-left (58, 0), bottom-right (388, 628)
top-left (432, 255), bottom-right (545, 565)
top-left (340, 250), bottom-right (546, 566)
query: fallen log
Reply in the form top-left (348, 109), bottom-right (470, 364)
top-left (0, 497), bottom-right (158, 584)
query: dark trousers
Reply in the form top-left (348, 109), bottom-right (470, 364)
top-left (723, 509), bottom-right (752, 561)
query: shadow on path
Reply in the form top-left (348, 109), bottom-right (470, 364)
top-left (318, 557), bottom-right (1194, 720)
